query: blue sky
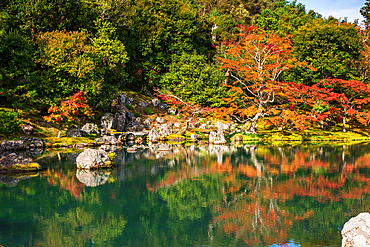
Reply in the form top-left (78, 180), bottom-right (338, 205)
top-left (298, 0), bottom-right (365, 23)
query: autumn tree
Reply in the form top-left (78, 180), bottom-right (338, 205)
top-left (43, 91), bottom-right (93, 138)
top-left (218, 25), bottom-right (308, 133)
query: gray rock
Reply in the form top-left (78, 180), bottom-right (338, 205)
top-left (29, 138), bottom-right (43, 149)
top-left (158, 123), bottom-right (173, 138)
top-left (209, 131), bottom-right (217, 143)
top-left (215, 121), bottom-right (226, 144)
top-left (149, 127), bottom-right (160, 142)
top-left (76, 149), bottom-right (111, 169)
top-left (118, 93), bottom-right (126, 105)
top-left (113, 112), bottom-right (126, 132)
top-left (342, 212), bottom-right (370, 247)
top-left (101, 113), bottom-right (114, 130)
top-left (200, 124), bottom-right (207, 129)
top-left (159, 103), bottom-right (169, 110)
top-left (76, 170), bottom-right (109, 187)
top-left (156, 117), bottom-right (165, 124)
top-left (188, 123), bottom-right (194, 129)
top-left (1, 140), bottom-right (26, 151)
top-left (81, 123), bottom-right (100, 135)
top-left (143, 119), bottom-right (152, 129)
top-left (126, 117), bottom-right (142, 131)
top-left (174, 122), bottom-right (181, 128)
top-left (95, 135), bottom-right (118, 145)
top-left (194, 122), bottom-right (201, 128)
top-left (66, 125), bottom-right (82, 137)
top-left (138, 101), bottom-right (149, 107)
top-left (126, 97), bottom-right (134, 105)
top-left (152, 98), bottom-right (160, 107)
top-left (126, 112), bottom-right (135, 121)
top-left (21, 125), bottom-right (33, 135)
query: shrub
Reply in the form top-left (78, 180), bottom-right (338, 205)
top-left (125, 104), bottom-right (134, 110)
top-left (143, 107), bottom-right (154, 115)
top-left (134, 112), bottom-right (141, 117)
top-left (0, 110), bottom-right (22, 134)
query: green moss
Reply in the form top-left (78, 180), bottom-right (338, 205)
top-left (1, 162), bottom-right (42, 172)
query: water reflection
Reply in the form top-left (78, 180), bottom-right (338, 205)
top-left (2, 143), bottom-right (370, 246)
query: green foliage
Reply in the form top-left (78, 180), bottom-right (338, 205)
top-left (0, 31), bottom-right (37, 108)
top-left (134, 112), bottom-right (141, 117)
top-left (159, 52), bottom-right (228, 107)
top-left (120, 0), bottom-right (213, 89)
top-left (143, 107), bottom-right (154, 115)
top-left (286, 19), bottom-right (362, 84)
top-left (125, 104), bottom-right (134, 110)
top-left (0, 110), bottom-right (22, 134)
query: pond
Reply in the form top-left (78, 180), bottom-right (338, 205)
top-left (1, 142), bottom-right (370, 246)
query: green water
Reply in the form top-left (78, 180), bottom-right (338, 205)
top-left (1, 143), bottom-right (370, 246)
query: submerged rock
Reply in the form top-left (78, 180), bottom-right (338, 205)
top-left (342, 212), bottom-right (370, 247)
top-left (76, 149), bottom-right (112, 169)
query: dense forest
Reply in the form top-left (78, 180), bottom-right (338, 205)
top-left (1, 0), bottom-right (370, 134)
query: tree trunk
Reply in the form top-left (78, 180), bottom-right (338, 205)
top-left (246, 109), bottom-right (263, 134)
top-left (343, 115), bottom-right (346, 133)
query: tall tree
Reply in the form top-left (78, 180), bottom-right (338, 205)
top-left (218, 25), bottom-right (308, 133)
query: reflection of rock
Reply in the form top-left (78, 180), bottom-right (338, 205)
top-left (0, 172), bottom-right (39, 187)
top-left (76, 149), bottom-right (111, 169)
top-left (342, 212), bottom-right (370, 247)
top-left (76, 170), bottom-right (109, 187)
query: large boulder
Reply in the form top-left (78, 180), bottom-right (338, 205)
top-left (118, 92), bottom-right (126, 105)
top-left (0, 153), bottom-right (42, 172)
top-left (208, 121), bottom-right (226, 144)
top-left (76, 149), bottom-right (112, 169)
top-left (342, 212), bottom-right (370, 247)
top-left (21, 125), bottom-right (33, 135)
top-left (66, 125), bottom-right (82, 137)
top-left (101, 113), bottom-right (114, 130)
top-left (152, 98), bottom-right (160, 107)
top-left (76, 170), bottom-right (109, 187)
top-left (113, 112), bottom-right (126, 132)
top-left (149, 127), bottom-right (160, 142)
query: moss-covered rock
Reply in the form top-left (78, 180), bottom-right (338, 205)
top-left (0, 153), bottom-right (42, 173)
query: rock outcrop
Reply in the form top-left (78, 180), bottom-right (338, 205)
top-left (342, 212), bottom-right (370, 247)
top-left (76, 149), bottom-right (112, 169)
top-left (149, 127), bottom-right (160, 142)
top-left (66, 125), bottom-right (82, 137)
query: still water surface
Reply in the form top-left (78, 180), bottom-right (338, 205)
top-left (1, 143), bottom-right (370, 246)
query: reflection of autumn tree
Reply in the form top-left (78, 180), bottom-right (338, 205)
top-left (44, 168), bottom-right (85, 200)
top-left (148, 143), bottom-right (370, 246)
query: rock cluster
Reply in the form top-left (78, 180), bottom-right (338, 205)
top-left (1, 137), bottom-right (43, 151)
top-left (0, 153), bottom-right (42, 172)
